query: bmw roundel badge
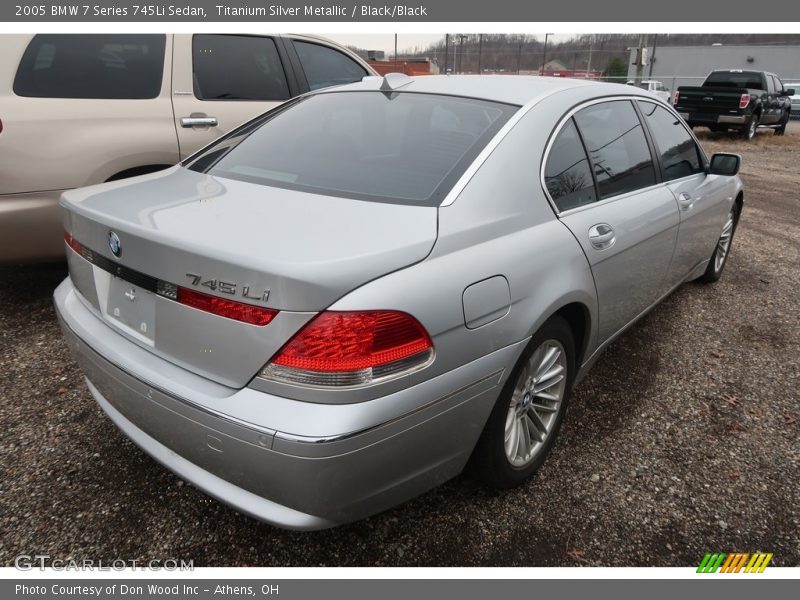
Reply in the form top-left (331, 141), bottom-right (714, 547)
top-left (108, 231), bottom-right (122, 258)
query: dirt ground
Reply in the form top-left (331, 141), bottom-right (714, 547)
top-left (1, 123), bottom-right (798, 567)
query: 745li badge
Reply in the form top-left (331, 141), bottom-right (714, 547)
top-left (185, 273), bottom-right (270, 303)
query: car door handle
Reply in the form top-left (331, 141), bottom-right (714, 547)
top-left (588, 223), bottom-right (616, 250)
top-left (677, 192), bottom-right (696, 211)
top-left (180, 116), bottom-right (218, 128)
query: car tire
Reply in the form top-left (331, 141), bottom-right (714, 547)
top-left (775, 109), bottom-right (790, 135)
top-left (698, 205), bottom-right (740, 283)
top-left (471, 315), bottom-right (576, 489)
top-left (741, 113), bottom-right (759, 140)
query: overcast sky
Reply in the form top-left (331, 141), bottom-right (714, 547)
top-left (324, 33), bottom-right (569, 54)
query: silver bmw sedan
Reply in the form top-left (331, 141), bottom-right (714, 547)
top-left (54, 74), bottom-right (743, 529)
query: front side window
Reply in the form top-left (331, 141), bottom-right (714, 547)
top-left (637, 101), bottom-right (704, 181)
top-left (573, 100), bottom-right (657, 199)
top-left (186, 91), bottom-right (516, 205)
top-left (14, 34), bottom-right (165, 99)
top-left (544, 119), bottom-right (597, 212)
top-left (192, 35), bottom-right (290, 101)
top-left (293, 41), bottom-right (368, 91)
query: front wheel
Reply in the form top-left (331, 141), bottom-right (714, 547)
top-left (698, 206), bottom-right (739, 283)
top-left (471, 315), bottom-right (575, 488)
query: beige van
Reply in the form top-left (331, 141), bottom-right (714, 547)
top-left (0, 33), bottom-right (373, 263)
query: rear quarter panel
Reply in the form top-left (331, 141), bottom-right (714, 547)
top-left (321, 90), bottom-right (600, 401)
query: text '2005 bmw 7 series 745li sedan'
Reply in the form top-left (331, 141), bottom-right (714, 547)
top-left (54, 74), bottom-right (744, 529)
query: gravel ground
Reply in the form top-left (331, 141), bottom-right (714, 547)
top-left (1, 123), bottom-right (798, 568)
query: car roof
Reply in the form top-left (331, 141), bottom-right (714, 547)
top-left (314, 74), bottom-right (653, 106)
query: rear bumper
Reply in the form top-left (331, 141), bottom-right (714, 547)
top-left (54, 278), bottom-right (519, 529)
top-left (678, 112), bottom-right (747, 125)
top-left (0, 190), bottom-right (65, 264)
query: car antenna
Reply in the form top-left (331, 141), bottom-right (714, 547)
top-left (380, 73), bottom-right (413, 94)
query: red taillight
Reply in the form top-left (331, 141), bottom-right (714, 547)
top-left (64, 230), bottom-right (83, 255)
top-left (739, 93), bottom-right (751, 109)
top-left (177, 287), bottom-right (277, 326)
top-left (0, 118), bottom-right (4, 135)
top-left (262, 310), bottom-right (434, 387)
top-left (673, 90), bottom-right (680, 105)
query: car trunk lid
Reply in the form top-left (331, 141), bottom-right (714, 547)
top-left (61, 167), bottom-right (438, 388)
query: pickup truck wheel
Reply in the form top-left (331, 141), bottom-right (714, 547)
top-left (699, 206), bottom-right (739, 283)
top-left (775, 110), bottom-right (790, 136)
top-left (741, 114), bottom-right (759, 140)
top-left (470, 316), bottom-right (575, 489)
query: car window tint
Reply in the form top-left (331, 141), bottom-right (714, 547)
top-left (574, 100), bottom-right (657, 199)
top-left (192, 92), bottom-right (516, 206)
top-left (544, 118), bottom-right (597, 212)
top-left (14, 34), bottom-right (165, 99)
top-left (704, 71), bottom-right (764, 89)
top-left (637, 101), bottom-right (703, 181)
top-left (293, 41), bottom-right (368, 91)
top-left (193, 35), bottom-right (290, 101)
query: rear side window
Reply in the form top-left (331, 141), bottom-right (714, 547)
top-left (544, 119), bottom-right (597, 212)
top-left (14, 34), bottom-right (165, 99)
top-left (293, 41), bottom-right (368, 91)
top-left (189, 91), bottom-right (516, 205)
top-left (637, 101), bottom-right (704, 181)
top-left (573, 101), bottom-right (657, 199)
top-left (193, 35), bottom-right (290, 101)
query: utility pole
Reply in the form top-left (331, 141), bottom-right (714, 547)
top-left (478, 34), bottom-right (483, 73)
top-left (517, 41), bottom-right (523, 74)
top-left (586, 43), bottom-right (593, 78)
top-left (648, 34), bottom-right (658, 78)
top-left (444, 34), bottom-right (449, 74)
top-left (540, 33), bottom-right (552, 76)
top-left (458, 34), bottom-right (467, 73)
top-left (394, 33), bottom-right (398, 72)
top-left (635, 33), bottom-right (649, 84)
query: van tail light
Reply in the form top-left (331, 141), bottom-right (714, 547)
top-left (739, 93), bottom-right (751, 109)
top-left (673, 90), bottom-right (680, 105)
top-left (0, 118), bottom-right (4, 134)
top-left (260, 310), bottom-right (434, 387)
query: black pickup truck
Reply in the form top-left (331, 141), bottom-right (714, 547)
top-left (674, 70), bottom-right (794, 140)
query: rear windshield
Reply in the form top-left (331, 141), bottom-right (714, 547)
top-left (185, 91), bottom-right (517, 205)
top-left (704, 71), bottom-right (764, 89)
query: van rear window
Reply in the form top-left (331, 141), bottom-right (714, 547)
top-left (14, 34), bottom-right (165, 99)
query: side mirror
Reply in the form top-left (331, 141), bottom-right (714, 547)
top-left (784, 88), bottom-right (795, 96)
top-left (709, 153), bottom-right (741, 176)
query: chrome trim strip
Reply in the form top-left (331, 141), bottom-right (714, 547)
top-left (274, 369), bottom-right (504, 445)
top-left (539, 94), bottom-right (710, 218)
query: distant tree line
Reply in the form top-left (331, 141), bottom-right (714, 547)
top-left (348, 34), bottom-right (800, 76)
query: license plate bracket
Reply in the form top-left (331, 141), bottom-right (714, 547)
top-left (106, 276), bottom-right (156, 341)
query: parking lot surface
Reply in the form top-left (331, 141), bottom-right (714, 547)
top-left (1, 124), bottom-right (798, 567)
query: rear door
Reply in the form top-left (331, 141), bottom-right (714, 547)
top-left (545, 99), bottom-right (680, 343)
top-left (637, 100), bottom-right (736, 280)
top-left (171, 34), bottom-right (300, 159)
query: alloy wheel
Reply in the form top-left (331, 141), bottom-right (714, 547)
top-left (504, 340), bottom-right (568, 468)
top-left (715, 209), bottom-right (736, 273)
